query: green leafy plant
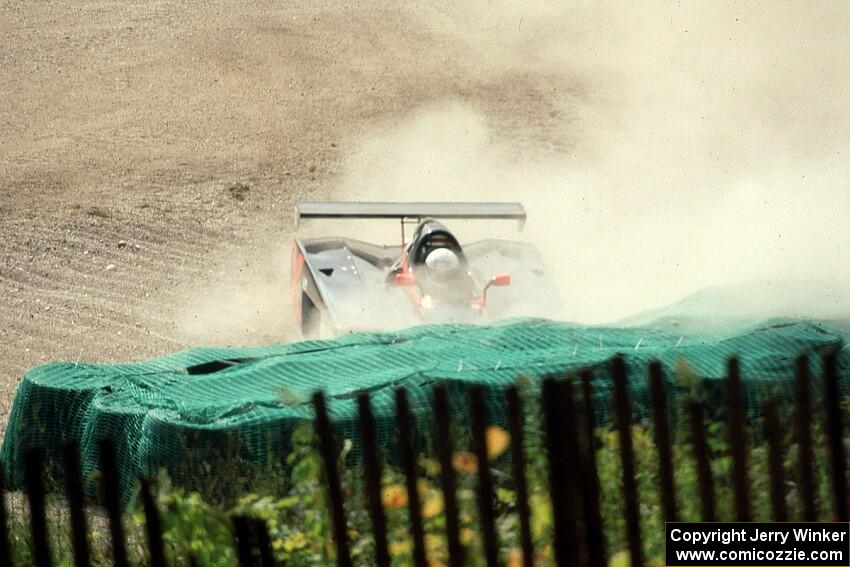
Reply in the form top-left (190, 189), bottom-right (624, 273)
top-left (5, 382), bottom-right (845, 566)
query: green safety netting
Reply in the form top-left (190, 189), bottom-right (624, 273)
top-left (2, 317), bottom-right (848, 501)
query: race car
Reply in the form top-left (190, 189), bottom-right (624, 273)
top-left (290, 202), bottom-right (561, 337)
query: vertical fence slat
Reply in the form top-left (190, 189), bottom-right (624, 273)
top-left (648, 361), bottom-right (678, 522)
top-left (542, 377), bottom-right (568, 566)
top-left (99, 440), bottom-right (129, 567)
top-left (822, 349), bottom-right (848, 521)
top-left (611, 356), bottom-right (643, 567)
top-left (395, 388), bottom-right (428, 567)
top-left (542, 377), bottom-right (579, 567)
top-left (357, 393), bottom-right (391, 567)
top-left (62, 441), bottom-right (91, 567)
top-left (252, 518), bottom-right (276, 567)
top-left (24, 449), bottom-right (51, 567)
top-left (433, 384), bottom-right (464, 567)
top-left (505, 385), bottom-right (534, 567)
top-left (687, 401), bottom-right (716, 521)
top-left (725, 357), bottom-right (752, 522)
top-left (39, 354), bottom-right (838, 567)
top-left (580, 371), bottom-right (606, 567)
top-left (470, 384), bottom-right (499, 567)
top-left (795, 354), bottom-right (817, 521)
top-left (232, 515), bottom-right (257, 567)
top-left (99, 438), bottom-right (129, 567)
top-left (561, 379), bottom-right (589, 567)
top-left (764, 399), bottom-right (788, 522)
top-left (312, 391), bottom-right (353, 567)
top-left (140, 477), bottom-right (168, 567)
top-left (0, 460), bottom-right (12, 567)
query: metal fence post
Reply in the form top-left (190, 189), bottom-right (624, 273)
top-left (433, 384), bottom-right (464, 567)
top-left (395, 387), bottom-right (428, 567)
top-left (795, 354), bottom-right (817, 521)
top-left (0, 460), bottom-right (11, 567)
top-left (648, 361), bottom-right (677, 522)
top-left (725, 357), bottom-right (751, 521)
top-left (611, 357), bottom-right (643, 567)
top-left (140, 477), bottom-right (168, 567)
top-left (506, 385), bottom-right (534, 567)
top-left (357, 392), bottom-right (391, 567)
top-left (24, 448), bottom-right (51, 567)
top-left (63, 441), bottom-right (91, 567)
top-left (687, 401), bottom-right (716, 522)
top-left (312, 391), bottom-right (353, 567)
top-left (822, 349), bottom-right (848, 521)
top-left (470, 384), bottom-right (499, 567)
top-left (764, 400), bottom-right (788, 521)
top-left (580, 371), bottom-right (606, 567)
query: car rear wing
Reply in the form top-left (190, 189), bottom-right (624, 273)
top-left (295, 201), bottom-right (527, 229)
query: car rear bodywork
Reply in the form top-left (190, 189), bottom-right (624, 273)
top-left (291, 202), bottom-right (561, 336)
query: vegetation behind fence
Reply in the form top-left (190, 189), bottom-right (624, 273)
top-left (1, 350), bottom-right (848, 566)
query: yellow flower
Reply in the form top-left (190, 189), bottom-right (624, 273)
top-left (452, 452), bottom-right (478, 473)
top-left (530, 492), bottom-right (552, 539)
top-left (507, 548), bottom-right (524, 567)
top-left (609, 550), bottom-right (631, 567)
top-left (382, 484), bottom-right (408, 509)
top-left (422, 490), bottom-right (444, 519)
top-left (460, 528), bottom-right (476, 545)
top-left (486, 425), bottom-right (511, 459)
top-left (280, 531), bottom-right (308, 552)
top-left (422, 458), bottom-right (442, 477)
top-left (425, 534), bottom-right (444, 555)
top-left (389, 540), bottom-right (412, 557)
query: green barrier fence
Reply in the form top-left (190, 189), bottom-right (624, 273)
top-left (2, 317), bottom-right (847, 502)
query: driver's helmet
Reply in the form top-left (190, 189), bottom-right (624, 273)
top-left (424, 248), bottom-right (460, 280)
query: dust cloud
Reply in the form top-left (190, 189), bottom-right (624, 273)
top-left (169, 243), bottom-right (299, 345)
top-left (171, 2), bottom-right (850, 342)
top-left (332, 2), bottom-right (850, 325)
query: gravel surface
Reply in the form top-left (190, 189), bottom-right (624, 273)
top-left (0, 1), bottom-right (581, 428)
